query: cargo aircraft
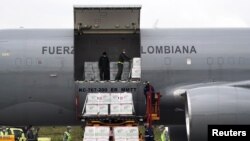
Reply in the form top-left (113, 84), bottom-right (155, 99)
top-left (1, 6), bottom-right (250, 141)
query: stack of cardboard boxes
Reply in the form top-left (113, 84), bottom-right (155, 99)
top-left (131, 58), bottom-right (141, 79)
top-left (85, 93), bottom-right (133, 115)
top-left (84, 62), bottom-right (100, 81)
top-left (113, 127), bottom-right (139, 141)
top-left (84, 126), bottom-right (110, 141)
top-left (110, 62), bottom-right (130, 80)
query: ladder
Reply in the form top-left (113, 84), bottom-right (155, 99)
top-left (145, 85), bottom-right (161, 127)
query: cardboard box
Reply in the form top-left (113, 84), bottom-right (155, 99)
top-left (84, 62), bottom-right (99, 71)
top-left (120, 104), bottom-right (133, 115)
top-left (98, 93), bottom-right (110, 104)
top-left (126, 127), bottom-right (139, 139)
top-left (114, 139), bottom-right (127, 141)
top-left (131, 68), bottom-right (141, 79)
top-left (127, 139), bottom-right (139, 141)
top-left (87, 93), bottom-right (99, 104)
top-left (98, 104), bottom-right (108, 115)
top-left (110, 104), bottom-right (121, 115)
top-left (132, 58), bottom-right (141, 68)
top-left (95, 126), bottom-right (110, 139)
top-left (110, 62), bottom-right (130, 71)
top-left (83, 139), bottom-right (97, 141)
top-left (85, 71), bottom-right (100, 81)
top-left (97, 139), bottom-right (109, 141)
top-left (113, 127), bottom-right (127, 139)
top-left (84, 126), bottom-right (96, 138)
top-left (120, 93), bottom-right (132, 103)
top-left (85, 105), bottom-right (99, 115)
top-left (110, 93), bottom-right (120, 103)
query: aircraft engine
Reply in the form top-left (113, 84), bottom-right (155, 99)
top-left (185, 86), bottom-right (250, 141)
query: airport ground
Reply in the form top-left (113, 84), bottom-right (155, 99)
top-left (38, 126), bottom-right (162, 141)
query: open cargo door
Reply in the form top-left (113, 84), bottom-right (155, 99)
top-left (74, 5), bottom-right (141, 81)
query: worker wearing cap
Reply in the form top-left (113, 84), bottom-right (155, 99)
top-left (63, 126), bottom-right (72, 141)
top-left (144, 81), bottom-right (155, 105)
top-left (99, 52), bottom-right (110, 81)
top-left (115, 49), bottom-right (131, 81)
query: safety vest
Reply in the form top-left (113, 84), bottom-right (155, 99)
top-left (64, 131), bottom-right (72, 141)
top-left (0, 131), bottom-right (9, 136)
top-left (161, 130), bottom-right (170, 141)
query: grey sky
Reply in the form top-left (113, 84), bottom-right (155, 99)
top-left (0, 0), bottom-right (250, 29)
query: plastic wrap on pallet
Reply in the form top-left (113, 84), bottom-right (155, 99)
top-left (120, 93), bottom-right (132, 103)
top-left (85, 105), bottom-right (99, 115)
top-left (83, 139), bottom-right (97, 141)
top-left (120, 104), bottom-right (133, 115)
top-left (84, 126), bottom-right (96, 138)
top-left (98, 104), bottom-right (108, 115)
top-left (84, 62), bottom-right (99, 71)
top-left (110, 104), bottom-right (121, 115)
top-left (114, 139), bottom-right (127, 141)
top-left (131, 68), bottom-right (141, 79)
top-left (126, 127), bottom-right (139, 139)
top-left (113, 127), bottom-right (127, 139)
top-left (132, 58), bottom-right (141, 68)
top-left (98, 93), bottom-right (110, 104)
top-left (110, 93), bottom-right (120, 103)
top-left (95, 126), bottom-right (110, 139)
top-left (84, 71), bottom-right (100, 81)
top-left (96, 139), bottom-right (109, 141)
top-left (110, 62), bottom-right (130, 71)
top-left (127, 139), bottom-right (139, 141)
top-left (87, 93), bottom-right (99, 104)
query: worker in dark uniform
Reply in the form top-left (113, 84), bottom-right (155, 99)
top-left (99, 52), bottom-right (110, 81)
top-left (26, 126), bottom-right (35, 141)
top-left (144, 123), bottom-right (154, 141)
top-left (115, 49), bottom-right (131, 80)
top-left (144, 81), bottom-right (155, 105)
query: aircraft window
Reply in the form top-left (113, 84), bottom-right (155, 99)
top-left (186, 58), bottom-right (192, 65)
top-left (239, 57), bottom-right (246, 64)
top-left (228, 57), bottom-right (235, 65)
top-left (15, 58), bottom-right (22, 66)
top-left (207, 57), bottom-right (213, 65)
top-left (217, 57), bottom-right (224, 65)
top-left (26, 58), bottom-right (32, 66)
top-left (164, 57), bottom-right (171, 65)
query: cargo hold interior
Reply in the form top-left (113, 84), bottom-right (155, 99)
top-left (74, 6), bottom-right (141, 81)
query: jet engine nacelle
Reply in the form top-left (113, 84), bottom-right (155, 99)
top-left (185, 86), bottom-right (250, 141)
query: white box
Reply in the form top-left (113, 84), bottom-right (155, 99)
top-left (113, 127), bottom-right (127, 139)
top-left (87, 93), bottom-right (99, 104)
top-left (122, 71), bottom-right (130, 80)
top-left (98, 93), bottom-right (110, 104)
top-left (98, 104), bottom-right (108, 115)
top-left (114, 139), bottom-right (127, 141)
top-left (127, 139), bottom-right (139, 141)
top-left (126, 127), bottom-right (139, 139)
top-left (110, 62), bottom-right (118, 70)
top-left (83, 139), bottom-right (97, 141)
top-left (132, 58), bottom-right (141, 68)
top-left (85, 62), bottom-right (99, 69)
top-left (95, 126), bottom-right (110, 139)
top-left (110, 71), bottom-right (117, 80)
top-left (97, 139), bottom-right (109, 141)
top-left (120, 104), bottom-right (133, 115)
top-left (86, 105), bottom-right (99, 115)
top-left (110, 93), bottom-right (120, 103)
top-left (120, 93), bottom-right (132, 104)
top-left (110, 62), bottom-right (130, 71)
top-left (84, 126), bottom-right (96, 138)
top-left (131, 68), bottom-right (141, 78)
top-left (85, 71), bottom-right (100, 81)
top-left (110, 104), bottom-right (121, 115)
